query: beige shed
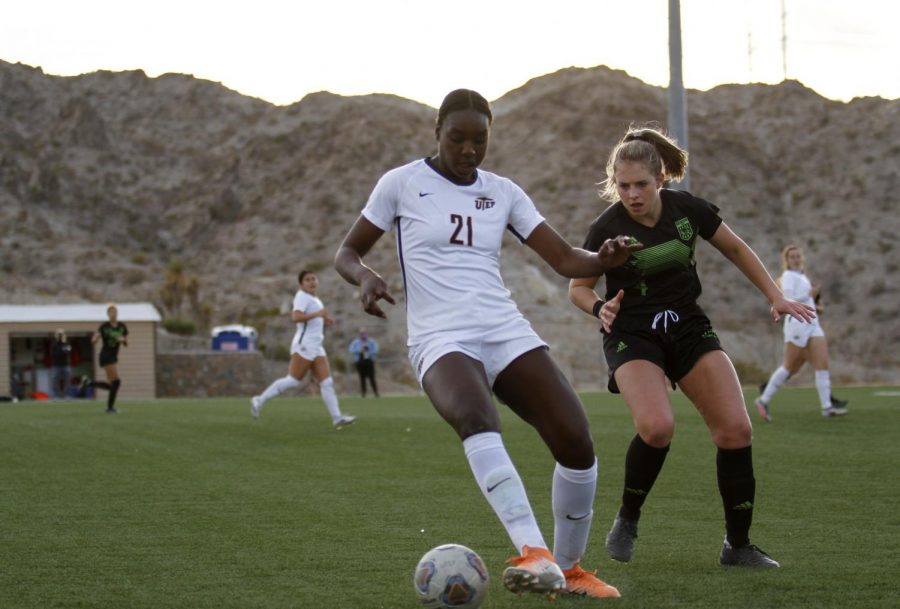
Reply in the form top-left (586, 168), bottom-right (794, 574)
top-left (0, 303), bottom-right (161, 400)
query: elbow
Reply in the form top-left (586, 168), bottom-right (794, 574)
top-left (333, 247), bottom-right (348, 273)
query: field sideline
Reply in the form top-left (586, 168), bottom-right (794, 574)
top-left (2, 386), bottom-right (897, 609)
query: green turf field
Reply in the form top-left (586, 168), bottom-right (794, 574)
top-left (1, 386), bottom-right (897, 608)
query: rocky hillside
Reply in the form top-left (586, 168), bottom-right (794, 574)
top-left (1, 59), bottom-right (897, 389)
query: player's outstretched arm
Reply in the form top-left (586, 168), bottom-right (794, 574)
top-left (708, 222), bottom-right (815, 323)
top-left (525, 222), bottom-right (642, 278)
top-left (334, 215), bottom-right (395, 319)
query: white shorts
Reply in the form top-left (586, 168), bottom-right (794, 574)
top-left (783, 315), bottom-right (825, 348)
top-left (291, 336), bottom-right (326, 362)
top-left (408, 320), bottom-right (547, 387)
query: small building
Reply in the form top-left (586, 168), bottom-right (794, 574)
top-left (0, 303), bottom-right (161, 400)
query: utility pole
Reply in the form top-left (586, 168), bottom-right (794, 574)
top-left (781, 0), bottom-right (788, 80)
top-left (667, 0), bottom-right (690, 191)
top-left (748, 31), bottom-right (753, 79)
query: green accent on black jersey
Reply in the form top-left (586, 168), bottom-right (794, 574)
top-left (629, 239), bottom-right (694, 276)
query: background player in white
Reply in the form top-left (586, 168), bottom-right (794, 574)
top-left (334, 89), bottom-right (640, 599)
top-left (250, 270), bottom-right (355, 429)
top-left (755, 245), bottom-right (848, 420)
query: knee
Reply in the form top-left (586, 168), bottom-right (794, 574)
top-left (539, 418), bottom-right (595, 469)
top-left (712, 419), bottom-right (752, 449)
top-left (455, 411), bottom-right (501, 440)
top-left (636, 416), bottom-right (675, 448)
top-left (553, 435), bottom-right (596, 470)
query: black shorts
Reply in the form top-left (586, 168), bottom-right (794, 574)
top-left (99, 350), bottom-right (119, 367)
top-left (602, 304), bottom-right (723, 393)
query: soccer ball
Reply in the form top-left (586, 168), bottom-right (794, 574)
top-left (413, 544), bottom-right (489, 609)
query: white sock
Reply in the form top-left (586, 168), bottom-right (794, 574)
top-left (815, 370), bottom-right (831, 410)
top-left (552, 459), bottom-right (597, 570)
top-left (319, 377), bottom-right (342, 420)
top-left (463, 432), bottom-right (546, 553)
top-left (259, 375), bottom-right (302, 405)
top-left (761, 366), bottom-right (790, 404)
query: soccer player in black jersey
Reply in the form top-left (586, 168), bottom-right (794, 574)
top-left (569, 127), bottom-right (815, 568)
top-left (81, 304), bottom-right (128, 413)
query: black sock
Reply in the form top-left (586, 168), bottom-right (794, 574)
top-left (91, 381), bottom-right (112, 391)
top-left (619, 434), bottom-right (670, 521)
top-left (108, 379), bottom-right (121, 409)
top-left (717, 445), bottom-right (755, 548)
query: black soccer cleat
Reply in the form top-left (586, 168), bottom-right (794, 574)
top-left (719, 540), bottom-right (780, 568)
top-left (605, 515), bottom-right (639, 562)
top-left (830, 394), bottom-right (849, 408)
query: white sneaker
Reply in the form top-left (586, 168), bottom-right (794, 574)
top-left (333, 415), bottom-right (356, 430)
top-left (754, 398), bottom-right (772, 423)
top-left (250, 396), bottom-right (262, 419)
top-left (821, 406), bottom-right (848, 417)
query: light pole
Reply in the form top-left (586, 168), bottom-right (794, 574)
top-left (668, 0), bottom-right (690, 191)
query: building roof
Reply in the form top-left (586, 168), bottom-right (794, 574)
top-left (0, 303), bottom-right (162, 323)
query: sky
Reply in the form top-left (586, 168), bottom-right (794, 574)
top-left (2, 0), bottom-right (897, 107)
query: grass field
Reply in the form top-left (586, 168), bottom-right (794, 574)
top-left (1, 386), bottom-right (898, 609)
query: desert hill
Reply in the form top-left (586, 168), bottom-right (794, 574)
top-left (1, 59), bottom-right (897, 390)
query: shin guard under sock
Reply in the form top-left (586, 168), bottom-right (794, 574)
top-left (717, 445), bottom-right (755, 548)
top-left (620, 434), bottom-right (669, 521)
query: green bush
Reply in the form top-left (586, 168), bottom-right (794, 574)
top-left (163, 318), bottom-right (197, 336)
top-left (269, 344), bottom-right (291, 361)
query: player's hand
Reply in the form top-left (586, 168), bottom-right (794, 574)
top-left (323, 314), bottom-right (335, 326)
top-left (770, 296), bottom-right (816, 323)
top-left (359, 270), bottom-right (396, 319)
top-left (599, 289), bottom-right (625, 334)
top-left (597, 235), bottom-right (643, 272)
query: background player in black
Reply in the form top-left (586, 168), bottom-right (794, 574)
top-left (568, 126), bottom-right (815, 568)
top-left (82, 304), bottom-right (128, 413)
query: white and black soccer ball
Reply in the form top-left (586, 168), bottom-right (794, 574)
top-left (413, 543), bottom-right (489, 609)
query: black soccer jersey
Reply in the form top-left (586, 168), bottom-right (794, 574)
top-left (582, 189), bottom-right (723, 316)
top-left (98, 321), bottom-right (128, 358)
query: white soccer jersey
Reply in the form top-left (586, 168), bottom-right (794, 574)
top-left (780, 270), bottom-right (814, 306)
top-left (291, 289), bottom-right (325, 348)
top-left (362, 159), bottom-right (545, 345)
top-left (780, 269), bottom-right (824, 344)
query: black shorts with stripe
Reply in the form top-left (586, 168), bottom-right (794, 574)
top-left (602, 304), bottom-right (723, 393)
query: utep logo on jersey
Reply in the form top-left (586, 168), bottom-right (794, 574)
top-left (474, 196), bottom-right (495, 211)
top-left (675, 217), bottom-right (693, 241)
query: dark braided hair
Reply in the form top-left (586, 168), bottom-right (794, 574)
top-left (436, 89), bottom-right (493, 128)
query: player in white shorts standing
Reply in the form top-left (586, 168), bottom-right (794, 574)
top-left (250, 270), bottom-right (355, 429)
top-left (756, 245), bottom-right (848, 420)
top-left (334, 89), bottom-right (642, 599)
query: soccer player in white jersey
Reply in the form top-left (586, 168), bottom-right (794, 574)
top-left (334, 89), bottom-right (642, 599)
top-left (756, 245), bottom-right (848, 420)
top-left (250, 270), bottom-right (355, 429)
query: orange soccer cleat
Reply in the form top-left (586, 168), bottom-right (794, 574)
top-left (502, 545), bottom-right (565, 598)
top-left (562, 563), bottom-right (621, 598)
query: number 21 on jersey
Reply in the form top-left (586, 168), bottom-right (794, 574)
top-left (450, 214), bottom-right (473, 246)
